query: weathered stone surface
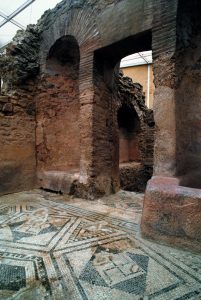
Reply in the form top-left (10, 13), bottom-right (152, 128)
top-left (141, 176), bottom-right (201, 250)
top-left (142, 0), bottom-right (201, 251)
top-left (38, 170), bottom-right (79, 194)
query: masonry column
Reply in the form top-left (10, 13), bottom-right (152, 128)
top-left (141, 0), bottom-right (180, 240)
top-left (77, 48), bottom-right (119, 199)
top-left (79, 51), bottom-right (95, 185)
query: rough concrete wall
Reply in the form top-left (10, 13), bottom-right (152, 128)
top-left (0, 26), bottom-right (40, 88)
top-left (120, 162), bottom-right (152, 192)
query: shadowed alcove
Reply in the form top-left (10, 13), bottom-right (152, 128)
top-left (36, 35), bottom-right (80, 192)
top-left (118, 104), bottom-right (141, 164)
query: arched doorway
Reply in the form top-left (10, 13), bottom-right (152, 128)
top-left (36, 35), bottom-right (80, 192)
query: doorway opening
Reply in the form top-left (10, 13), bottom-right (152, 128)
top-left (117, 51), bottom-right (155, 192)
top-left (93, 32), bottom-right (155, 193)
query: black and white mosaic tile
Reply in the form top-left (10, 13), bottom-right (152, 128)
top-left (0, 191), bottom-right (200, 300)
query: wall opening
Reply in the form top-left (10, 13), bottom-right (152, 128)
top-left (93, 31), bottom-right (154, 193)
top-left (120, 51), bottom-right (154, 109)
top-left (117, 51), bottom-right (155, 192)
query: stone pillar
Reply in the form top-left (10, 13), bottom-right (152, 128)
top-left (141, 0), bottom-right (201, 252)
top-left (151, 0), bottom-right (178, 177)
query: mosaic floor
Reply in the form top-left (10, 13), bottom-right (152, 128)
top-left (0, 190), bottom-right (201, 300)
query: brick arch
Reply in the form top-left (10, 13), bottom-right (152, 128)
top-left (38, 5), bottom-right (103, 193)
top-left (36, 34), bottom-right (81, 192)
top-left (114, 74), bottom-right (154, 193)
top-left (46, 35), bottom-right (80, 75)
top-left (39, 5), bottom-right (101, 72)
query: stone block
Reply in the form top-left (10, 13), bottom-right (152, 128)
top-left (141, 176), bottom-right (201, 252)
top-left (38, 171), bottom-right (80, 194)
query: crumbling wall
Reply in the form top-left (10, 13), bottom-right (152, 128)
top-left (115, 72), bottom-right (155, 192)
top-left (0, 26), bottom-right (40, 195)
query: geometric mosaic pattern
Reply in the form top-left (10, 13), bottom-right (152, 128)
top-left (0, 191), bottom-right (201, 299)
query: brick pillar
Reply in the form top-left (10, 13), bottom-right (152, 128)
top-left (79, 51), bottom-right (95, 183)
top-left (78, 48), bottom-right (119, 198)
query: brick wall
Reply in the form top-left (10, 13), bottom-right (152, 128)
top-left (0, 89), bottom-right (36, 195)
